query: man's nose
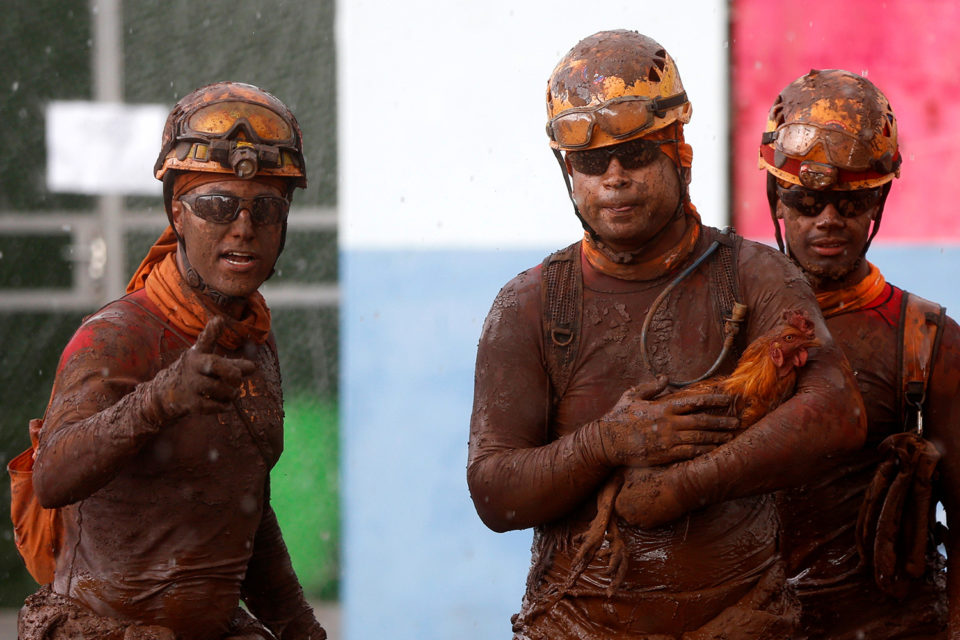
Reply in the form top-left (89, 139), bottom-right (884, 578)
top-left (814, 203), bottom-right (845, 228)
top-left (602, 156), bottom-right (630, 185)
top-left (229, 208), bottom-right (257, 236)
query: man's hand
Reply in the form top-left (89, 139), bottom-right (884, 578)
top-left (147, 316), bottom-right (257, 423)
top-left (596, 377), bottom-right (739, 468)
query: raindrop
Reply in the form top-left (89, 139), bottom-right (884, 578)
top-left (0, 251), bottom-right (4, 260)
top-left (240, 493), bottom-right (258, 514)
top-left (44, 46), bottom-right (52, 55)
top-left (11, 81), bottom-right (19, 92)
top-left (208, 448), bottom-right (220, 462)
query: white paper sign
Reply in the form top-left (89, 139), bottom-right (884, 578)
top-left (46, 101), bottom-right (167, 196)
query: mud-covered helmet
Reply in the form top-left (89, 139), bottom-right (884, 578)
top-left (546, 30), bottom-right (692, 151)
top-left (155, 81), bottom-right (306, 187)
top-left (759, 69), bottom-right (899, 191)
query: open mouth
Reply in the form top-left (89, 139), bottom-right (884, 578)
top-left (222, 251), bottom-right (257, 265)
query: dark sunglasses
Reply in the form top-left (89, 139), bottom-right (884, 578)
top-left (776, 184), bottom-right (882, 218)
top-left (566, 138), bottom-right (677, 176)
top-left (179, 193), bottom-right (290, 225)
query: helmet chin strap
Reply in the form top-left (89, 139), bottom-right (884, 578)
top-left (552, 145), bottom-right (690, 264)
top-left (177, 237), bottom-right (245, 309)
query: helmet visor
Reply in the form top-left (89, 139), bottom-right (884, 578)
top-left (549, 94), bottom-right (681, 149)
top-left (185, 101), bottom-right (295, 145)
top-left (773, 123), bottom-right (873, 171)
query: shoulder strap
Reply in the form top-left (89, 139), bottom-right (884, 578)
top-left (707, 227), bottom-right (744, 354)
top-left (900, 292), bottom-right (946, 436)
top-left (540, 241), bottom-right (582, 404)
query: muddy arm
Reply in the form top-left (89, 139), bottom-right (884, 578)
top-left (33, 318), bottom-right (170, 508)
top-left (925, 317), bottom-right (960, 639)
top-left (241, 492), bottom-right (326, 640)
top-left (467, 274), bottom-right (616, 532)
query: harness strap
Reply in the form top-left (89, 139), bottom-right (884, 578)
top-left (899, 293), bottom-right (945, 436)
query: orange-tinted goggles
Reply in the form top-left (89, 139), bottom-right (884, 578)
top-left (763, 123), bottom-right (873, 171)
top-left (183, 101), bottom-right (296, 146)
top-left (548, 92), bottom-right (687, 149)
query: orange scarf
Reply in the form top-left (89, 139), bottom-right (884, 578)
top-left (816, 262), bottom-right (887, 318)
top-left (126, 226), bottom-right (271, 349)
top-left (582, 204), bottom-right (702, 281)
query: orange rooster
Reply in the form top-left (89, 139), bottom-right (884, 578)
top-left (570, 308), bottom-right (821, 593)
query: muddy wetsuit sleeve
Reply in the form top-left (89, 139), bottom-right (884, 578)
top-left (242, 491), bottom-right (326, 640)
top-left (619, 242), bottom-right (867, 528)
top-left (33, 313), bottom-right (177, 508)
top-left (467, 269), bottom-right (614, 532)
top-left (924, 316), bottom-right (960, 636)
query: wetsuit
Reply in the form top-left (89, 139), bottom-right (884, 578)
top-left (780, 282), bottom-right (960, 639)
top-left (468, 225), bottom-right (863, 639)
top-left (25, 287), bottom-right (320, 640)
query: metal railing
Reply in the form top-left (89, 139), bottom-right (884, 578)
top-left (0, 207), bottom-right (339, 312)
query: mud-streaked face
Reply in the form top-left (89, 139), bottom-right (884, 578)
top-left (566, 145), bottom-right (682, 254)
top-left (778, 188), bottom-right (877, 290)
top-left (171, 177), bottom-right (284, 299)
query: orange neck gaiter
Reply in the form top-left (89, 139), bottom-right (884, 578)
top-left (582, 204), bottom-right (702, 281)
top-left (816, 262), bottom-right (887, 318)
top-left (126, 226), bottom-right (271, 349)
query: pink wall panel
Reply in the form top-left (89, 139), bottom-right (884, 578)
top-left (731, 1), bottom-right (960, 242)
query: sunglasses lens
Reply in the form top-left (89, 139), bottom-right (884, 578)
top-left (615, 139), bottom-right (661, 170)
top-left (250, 197), bottom-right (289, 224)
top-left (190, 195), bottom-right (240, 223)
top-left (567, 148), bottom-right (609, 175)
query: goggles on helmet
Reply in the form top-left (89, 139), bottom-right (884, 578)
top-left (179, 193), bottom-right (290, 226)
top-left (548, 92), bottom-right (687, 149)
top-left (162, 99), bottom-right (305, 181)
top-left (762, 123), bottom-right (876, 171)
top-left (776, 183), bottom-right (882, 218)
top-left (567, 137), bottom-right (678, 175)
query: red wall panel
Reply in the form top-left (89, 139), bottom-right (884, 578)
top-left (731, 1), bottom-right (960, 242)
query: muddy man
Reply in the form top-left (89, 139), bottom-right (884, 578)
top-left (763, 69), bottom-right (960, 639)
top-left (17, 83), bottom-right (326, 640)
top-left (467, 30), bottom-right (865, 639)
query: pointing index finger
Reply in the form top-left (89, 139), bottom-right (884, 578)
top-left (194, 316), bottom-right (226, 354)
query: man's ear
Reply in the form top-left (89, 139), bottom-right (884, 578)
top-left (171, 199), bottom-right (184, 236)
top-left (775, 200), bottom-right (786, 220)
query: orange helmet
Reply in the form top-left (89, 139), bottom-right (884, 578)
top-left (155, 81), bottom-right (306, 187)
top-left (759, 69), bottom-right (899, 191)
top-left (546, 30), bottom-right (691, 151)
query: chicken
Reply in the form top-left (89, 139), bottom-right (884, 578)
top-left (570, 308), bottom-right (820, 594)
